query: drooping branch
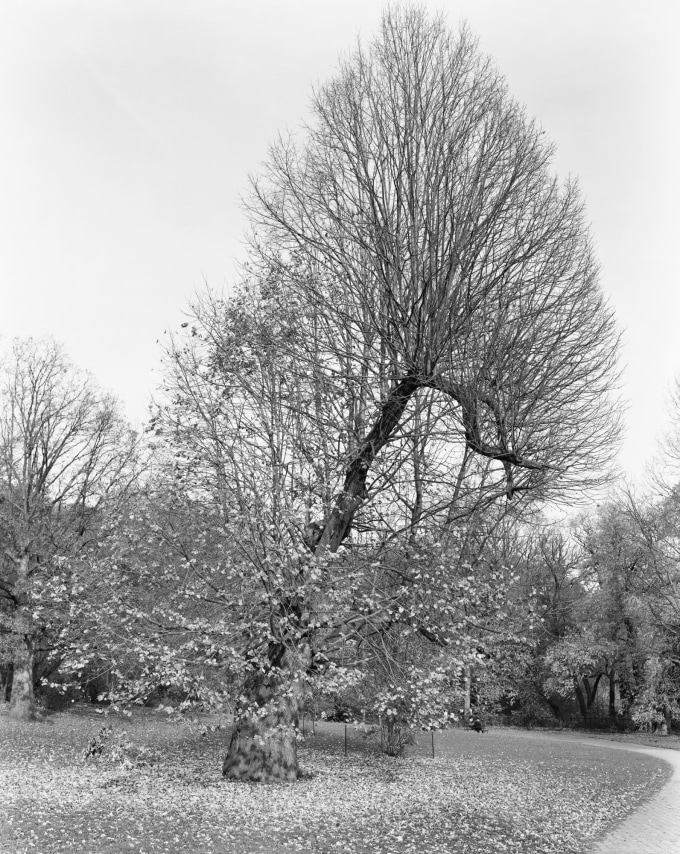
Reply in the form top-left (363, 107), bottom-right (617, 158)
top-left (425, 375), bottom-right (551, 497)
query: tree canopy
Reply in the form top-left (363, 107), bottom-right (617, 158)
top-left (158, 7), bottom-right (622, 781)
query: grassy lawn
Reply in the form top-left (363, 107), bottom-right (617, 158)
top-left (0, 706), bottom-right (672, 854)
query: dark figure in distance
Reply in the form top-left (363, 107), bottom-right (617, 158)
top-left (470, 716), bottom-right (485, 733)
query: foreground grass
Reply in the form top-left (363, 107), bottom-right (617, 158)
top-left (0, 707), bottom-right (672, 854)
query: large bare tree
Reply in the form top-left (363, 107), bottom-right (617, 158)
top-left (177, 8), bottom-right (621, 781)
top-left (0, 338), bottom-right (138, 719)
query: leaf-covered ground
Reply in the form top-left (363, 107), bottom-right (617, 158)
top-left (0, 706), bottom-right (672, 854)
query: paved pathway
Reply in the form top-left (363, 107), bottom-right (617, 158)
top-left (501, 730), bottom-right (680, 852)
top-left (585, 740), bottom-right (680, 854)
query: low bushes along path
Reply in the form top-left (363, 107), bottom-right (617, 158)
top-left (0, 706), bottom-right (676, 853)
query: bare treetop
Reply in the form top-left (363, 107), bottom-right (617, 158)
top-left (247, 7), bottom-right (621, 511)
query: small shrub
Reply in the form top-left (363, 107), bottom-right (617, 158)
top-left (82, 725), bottom-right (159, 768)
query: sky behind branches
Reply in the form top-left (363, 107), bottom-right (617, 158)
top-left (1, 0), bottom-right (678, 488)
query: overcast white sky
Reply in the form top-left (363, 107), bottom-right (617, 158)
top-left (1, 0), bottom-right (678, 487)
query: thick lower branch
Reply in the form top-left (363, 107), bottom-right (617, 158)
top-left (316, 372), bottom-right (421, 552)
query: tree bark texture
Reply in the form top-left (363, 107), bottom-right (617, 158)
top-left (9, 555), bottom-right (37, 721)
top-left (223, 638), bottom-right (312, 782)
top-left (9, 634), bottom-right (37, 721)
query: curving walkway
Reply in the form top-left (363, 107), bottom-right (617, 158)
top-left (584, 740), bottom-right (680, 853)
top-left (500, 730), bottom-right (680, 852)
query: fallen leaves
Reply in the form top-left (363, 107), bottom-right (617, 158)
top-left (0, 708), bottom-right (671, 854)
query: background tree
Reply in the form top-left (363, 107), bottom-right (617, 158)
top-left (620, 494), bottom-right (680, 731)
top-left (574, 504), bottom-right (648, 722)
top-left (0, 337), bottom-right (138, 719)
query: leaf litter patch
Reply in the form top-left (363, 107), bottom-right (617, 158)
top-left (0, 710), bottom-right (671, 853)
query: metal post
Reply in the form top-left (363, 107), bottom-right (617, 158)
top-left (344, 722), bottom-right (347, 756)
top-left (431, 730), bottom-right (435, 759)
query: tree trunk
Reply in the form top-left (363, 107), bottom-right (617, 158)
top-left (574, 680), bottom-right (587, 721)
top-left (584, 673), bottom-right (602, 710)
top-left (463, 665), bottom-right (472, 718)
top-left (9, 634), bottom-right (37, 721)
top-left (0, 664), bottom-right (12, 704)
top-left (384, 718), bottom-right (403, 757)
top-left (225, 376), bottom-right (421, 781)
top-left (9, 555), bottom-right (37, 721)
top-left (608, 672), bottom-right (617, 720)
top-left (317, 373), bottom-right (421, 552)
top-left (223, 639), bottom-right (311, 782)
top-left (663, 708), bottom-right (672, 735)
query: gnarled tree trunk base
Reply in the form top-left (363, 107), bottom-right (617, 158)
top-left (223, 640), bottom-right (310, 783)
top-left (8, 655), bottom-right (37, 721)
top-left (223, 726), bottom-right (299, 782)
